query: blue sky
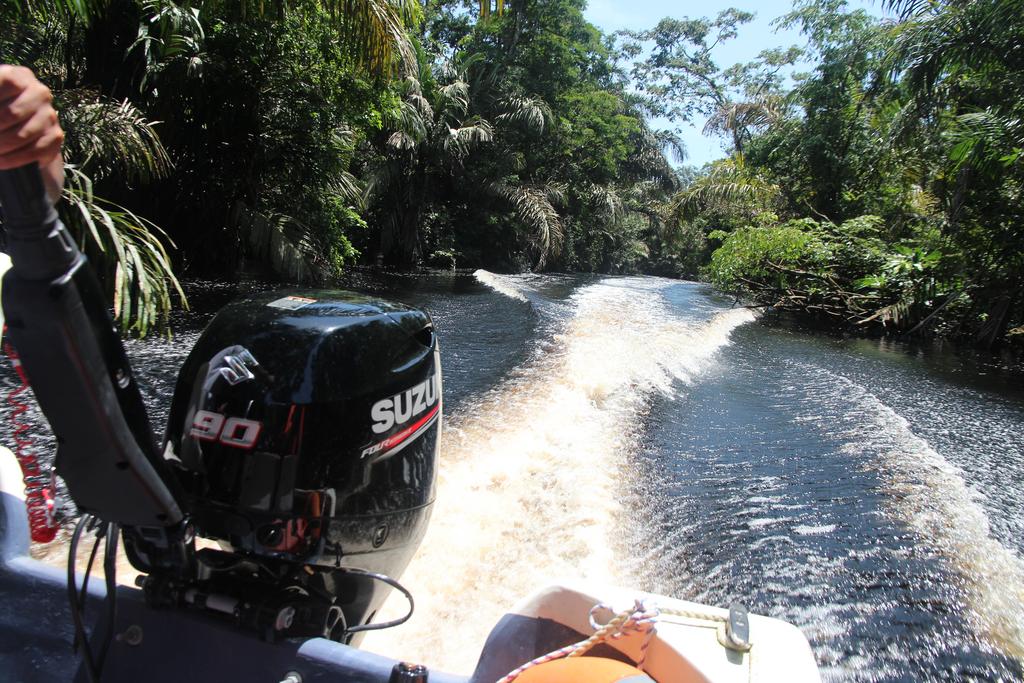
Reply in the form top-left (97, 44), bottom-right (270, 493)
top-left (582, 0), bottom-right (890, 167)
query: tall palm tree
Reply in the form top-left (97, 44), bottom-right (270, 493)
top-left (367, 65), bottom-right (495, 268)
top-left (702, 97), bottom-right (785, 155)
top-left (883, 0), bottom-right (1024, 346)
top-left (885, 0), bottom-right (1023, 170)
top-left (366, 51), bottom-right (571, 270)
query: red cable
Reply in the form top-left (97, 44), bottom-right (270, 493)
top-left (3, 338), bottom-right (58, 543)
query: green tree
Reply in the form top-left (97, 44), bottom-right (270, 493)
top-left (692, 0), bottom-right (1023, 346)
top-left (376, 0), bottom-right (677, 272)
top-left (365, 48), bottom-right (571, 270)
top-left (884, 0), bottom-right (1024, 345)
top-left (3, 0), bottom-right (419, 329)
top-left (618, 11), bottom-right (800, 154)
top-left (2, 0), bottom-right (184, 334)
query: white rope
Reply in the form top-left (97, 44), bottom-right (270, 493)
top-left (494, 599), bottom-right (749, 683)
top-left (658, 605), bottom-right (728, 624)
top-left (495, 600), bottom-right (658, 683)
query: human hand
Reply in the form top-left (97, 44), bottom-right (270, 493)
top-left (0, 65), bottom-right (65, 202)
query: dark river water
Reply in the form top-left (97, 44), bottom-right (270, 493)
top-left (2, 272), bottom-right (1023, 681)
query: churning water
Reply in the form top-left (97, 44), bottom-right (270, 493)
top-left (2, 272), bottom-right (1022, 681)
top-left (362, 274), bottom-right (757, 671)
top-left (362, 272), bottom-right (1024, 681)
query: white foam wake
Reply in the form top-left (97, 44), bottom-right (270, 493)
top-left (361, 278), bottom-right (754, 672)
top-left (473, 269), bottom-right (528, 302)
top-left (823, 372), bottom-right (1024, 657)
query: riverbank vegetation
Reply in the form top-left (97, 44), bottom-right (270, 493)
top-left (1, 0), bottom-right (1021, 347)
top-left (696, 0), bottom-right (1024, 349)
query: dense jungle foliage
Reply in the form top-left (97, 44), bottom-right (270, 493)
top-left (1, 0), bottom-right (1021, 347)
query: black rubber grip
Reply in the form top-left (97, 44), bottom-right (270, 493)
top-left (0, 164), bottom-right (58, 234)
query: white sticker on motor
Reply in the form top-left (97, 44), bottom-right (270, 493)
top-left (267, 296), bottom-right (317, 310)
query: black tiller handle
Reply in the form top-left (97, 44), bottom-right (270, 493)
top-left (0, 163), bottom-right (58, 235)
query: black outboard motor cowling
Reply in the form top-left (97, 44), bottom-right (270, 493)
top-left (132, 290), bottom-right (441, 642)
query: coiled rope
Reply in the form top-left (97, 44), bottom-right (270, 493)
top-left (4, 339), bottom-right (58, 543)
top-left (495, 599), bottom-right (746, 683)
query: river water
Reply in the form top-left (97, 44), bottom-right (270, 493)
top-left (2, 272), bottom-right (1022, 681)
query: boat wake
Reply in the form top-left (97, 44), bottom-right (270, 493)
top-left (472, 269), bottom-right (529, 302)
top-left (796, 365), bottom-right (1024, 659)
top-left (362, 276), bottom-right (755, 672)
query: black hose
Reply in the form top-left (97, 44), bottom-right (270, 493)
top-left (96, 523), bottom-right (119, 672)
top-left (77, 527), bottom-right (102, 614)
top-left (67, 516), bottom-right (101, 683)
top-left (342, 568), bottom-right (416, 634)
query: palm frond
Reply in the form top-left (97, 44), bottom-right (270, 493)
top-left (946, 109), bottom-right (1023, 172)
top-left (656, 129), bottom-right (687, 166)
top-left (61, 167), bottom-right (184, 336)
top-left (671, 180), bottom-right (775, 221)
top-left (407, 91), bottom-right (434, 120)
top-left (702, 97), bottom-right (785, 139)
top-left (438, 80), bottom-right (470, 118)
top-left (583, 183), bottom-right (625, 224)
top-left (334, 0), bottom-right (420, 76)
top-left (670, 156), bottom-right (781, 224)
top-left (131, 0), bottom-right (206, 90)
top-left (627, 124), bottom-right (681, 191)
top-left (388, 130), bottom-right (418, 151)
top-left (0, 6), bottom-right (65, 69)
top-left (60, 93), bottom-right (172, 184)
top-left (621, 180), bottom-right (669, 231)
top-left (881, 0), bottom-right (938, 20)
top-left (329, 170), bottom-right (363, 206)
top-left (887, 0), bottom-right (1020, 96)
top-left (393, 96), bottom-right (429, 139)
top-left (323, 126), bottom-right (361, 203)
top-left (495, 94), bottom-right (552, 135)
top-left (488, 182), bottom-right (564, 270)
top-left (234, 202), bottom-right (337, 283)
top-left (441, 119), bottom-right (493, 156)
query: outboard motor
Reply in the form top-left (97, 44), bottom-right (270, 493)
top-left (1, 163), bottom-right (442, 664)
top-left (125, 290), bottom-right (442, 644)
